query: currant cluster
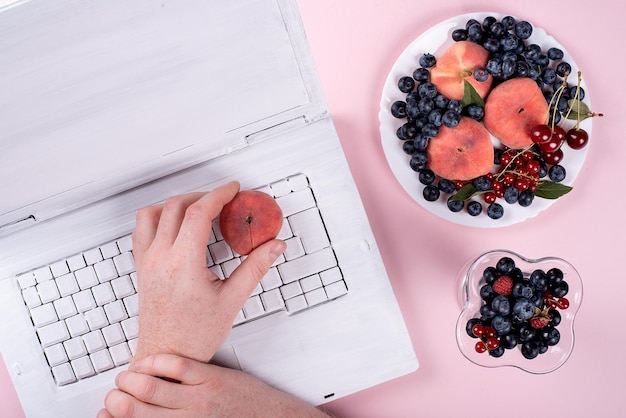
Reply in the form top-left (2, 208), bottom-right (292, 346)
top-left (465, 257), bottom-right (570, 359)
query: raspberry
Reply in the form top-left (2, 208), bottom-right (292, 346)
top-left (529, 308), bottom-right (551, 329)
top-left (492, 275), bottom-right (513, 295)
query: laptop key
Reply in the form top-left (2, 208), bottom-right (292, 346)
top-left (90, 349), bottom-right (114, 373)
top-left (37, 321), bottom-right (70, 347)
top-left (278, 247), bottom-right (337, 284)
top-left (75, 266), bottom-right (99, 290)
top-left (52, 363), bottom-right (76, 386)
top-left (71, 356), bottom-right (95, 380)
top-left (289, 208), bottom-right (330, 254)
top-left (30, 303), bottom-right (58, 327)
top-left (94, 259), bottom-right (118, 282)
top-left (113, 252), bottom-right (135, 276)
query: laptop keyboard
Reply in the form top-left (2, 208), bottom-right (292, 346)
top-left (15, 173), bottom-right (348, 386)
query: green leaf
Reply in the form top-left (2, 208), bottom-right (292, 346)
top-left (451, 183), bottom-right (478, 201)
top-left (565, 99), bottom-right (592, 121)
top-left (534, 181), bottom-right (573, 199)
top-left (461, 80), bottom-right (484, 108)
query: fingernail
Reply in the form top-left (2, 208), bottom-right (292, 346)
top-left (269, 240), bottom-right (286, 259)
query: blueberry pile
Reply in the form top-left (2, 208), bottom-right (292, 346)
top-left (465, 256), bottom-right (570, 359)
top-left (391, 14), bottom-right (588, 220)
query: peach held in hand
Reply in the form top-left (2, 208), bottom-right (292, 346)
top-left (430, 40), bottom-right (493, 101)
top-left (483, 77), bottom-right (549, 149)
top-left (426, 117), bottom-right (494, 181)
top-left (219, 190), bottom-right (283, 256)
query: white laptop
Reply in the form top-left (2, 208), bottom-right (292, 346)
top-left (0, 0), bottom-right (418, 416)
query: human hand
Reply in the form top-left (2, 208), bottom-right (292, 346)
top-left (97, 354), bottom-right (333, 418)
top-left (129, 181), bottom-right (286, 366)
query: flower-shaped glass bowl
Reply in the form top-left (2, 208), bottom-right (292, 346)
top-left (455, 250), bottom-right (582, 373)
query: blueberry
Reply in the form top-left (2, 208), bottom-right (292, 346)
top-left (398, 122), bottom-right (417, 139)
top-left (441, 110), bottom-right (461, 128)
top-left (418, 169), bottom-right (435, 185)
top-left (398, 76), bottom-right (415, 93)
top-left (551, 281), bottom-right (569, 298)
top-left (547, 47), bottom-right (564, 60)
top-left (510, 267), bottom-right (524, 281)
top-left (428, 109), bottom-right (443, 127)
top-left (514, 21), bottom-right (533, 39)
top-left (531, 292), bottom-right (544, 309)
top-left (527, 65), bottom-right (540, 80)
top-left (413, 67), bottom-right (430, 82)
top-left (422, 185), bottom-right (440, 201)
top-left (491, 295), bottom-right (511, 315)
top-left (541, 326), bottom-right (560, 346)
top-left (480, 284), bottom-right (496, 301)
top-left (413, 134), bottom-right (429, 151)
top-left (499, 33), bottom-right (519, 51)
top-left (512, 282), bottom-right (534, 299)
top-left (555, 61), bottom-right (572, 77)
top-left (418, 82), bottom-right (438, 99)
top-left (541, 68), bottom-right (557, 85)
top-left (434, 94), bottom-right (449, 109)
top-left (512, 298), bottom-right (535, 321)
top-left (501, 59), bottom-right (516, 79)
top-left (523, 44), bottom-right (541, 62)
top-left (515, 60), bottom-right (530, 77)
top-left (472, 175), bottom-right (491, 192)
top-left (549, 309), bottom-right (562, 327)
top-left (482, 37), bottom-right (500, 53)
top-left (489, 21), bottom-right (505, 38)
top-left (465, 317), bottom-right (483, 337)
top-left (447, 196), bottom-right (464, 212)
top-left (517, 190), bottom-right (534, 207)
top-left (406, 91), bottom-right (419, 104)
top-left (419, 53), bottom-right (436, 68)
top-left (466, 201), bottom-right (482, 216)
top-left (496, 257), bottom-right (515, 275)
top-left (447, 99), bottom-right (463, 113)
top-left (482, 266), bottom-right (499, 285)
top-left (491, 315), bottom-right (512, 335)
top-left (546, 268), bottom-right (564, 285)
top-left (521, 341), bottom-right (540, 359)
top-left (538, 159), bottom-right (548, 178)
top-left (501, 16), bottom-right (516, 30)
top-left (480, 304), bottom-right (497, 320)
top-left (489, 345), bottom-right (505, 358)
top-left (402, 140), bottom-right (416, 155)
top-left (422, 123), bottom-right (439, 138)
top-left (406, 101), bottom-right (420, 119)
top-left (536, 54), bottom-right (550, 68)
top-left (494, 149), bottom-right (503, 164)
top-left (503, 186), bottom-right (519, 204)
top-left (467, 22), bottom-right (483, 42)
top-left (569, 86), bottom-right (585, 100)
top-left (487, 202), bottom-right (504, 219)
top-left (452, 28), bottom-right (468, 41)
top-left (466, 104), bottom-right (484, 121)
top-left (391, 101), bottom-right (407, 118)
top-left (438, 178), bottom-right (456, 194)
top-left (517, 324), bottom-right (537, 342)
top-left (530, 269), bottom-right (549, 293)
top-left (486, 58), bottom-right (502, 76)
top-left (482, 16), bottom-right (497, 30)
top-left (501, 333), bottom-right (518, 350)
top-left (418, 97), bottom-right (434, 114)
top-left (549, 165), bottom-right (566, 182)
top-left (409, 152), bottom-right (428, 171)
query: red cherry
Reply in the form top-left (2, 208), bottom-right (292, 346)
top-left (552, 125), bottom-right (566, 141)
top-left (539, 134), bottom-right (563, 153)
top-left (566, 128), bottom-right (589, 150)
top-left (543, 148), bottom-right (564, 165)
top-left (530, 124), bottom-right (552, 145)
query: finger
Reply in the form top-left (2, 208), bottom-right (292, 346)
top-left (96, 408), bottom-right (115, 418)
top-left (221, 239), bottom-right (286, 308)
top-left (154, 192), bottom-right (208, 245)
top-left (131, 354), bottom-right (208, 386)
top-left (132, 204), bottom-right (163, 261)
top-left (175, 181), bottom-right (240, 253)
top-left (115, 371), bottom-right (186, 409)
top-left (104, 388), bottom-right (173, 418)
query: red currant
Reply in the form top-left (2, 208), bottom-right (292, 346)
top-left (482, 192), bottom-right (497, 204)
top-left (484, 326), bottom-right (496, 338)
top-left (515, 178), bottom-right (530, 191)
top-left (557, 297), bottom-right (570, 310)
top-left (491, 181), bottom-right (503, 193)
top-left (543, 148), bottom-right (564, 165)
top-left (566, 128), bottom-right (589, 150)
top-left (475, 341), bottom-right (487, 353)
top-left (486, 336), bottom-right (500, 350)
top-left (502, 173), bottom-right (516, 186)
top-left (472, 324), bottom-right (485, 337)
top-left (499, 152), bottom-right (512, 166)
top-left (530, 124), bottom-right (552, 145)
top-left (526, 160), bottom-right (540, 174)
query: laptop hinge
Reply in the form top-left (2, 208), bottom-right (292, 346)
top-left (0, 215), bottom-right (37, 236)
top-left (245, 110), bottom-right (328, 145)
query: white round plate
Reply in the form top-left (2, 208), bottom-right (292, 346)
top-left (379, 12), bottom-right (591, 228)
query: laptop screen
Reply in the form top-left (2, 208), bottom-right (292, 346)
top-left (1, 0), bottom-right (312, 229)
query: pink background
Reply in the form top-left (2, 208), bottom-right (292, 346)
top-left (2, 0), bottom-right (625, 417)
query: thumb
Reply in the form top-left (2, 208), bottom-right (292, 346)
top-left (222, 239), bottom-right (286, 308)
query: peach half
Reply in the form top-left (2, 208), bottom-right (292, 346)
top-left (426, 116), bottom-right (494, 181)
top-left (430, 40), bottom-right (493, 101)
top-left (219, 190), bottom-right (283, 256)
top-left (483, 77), bottom-right (549, 149)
